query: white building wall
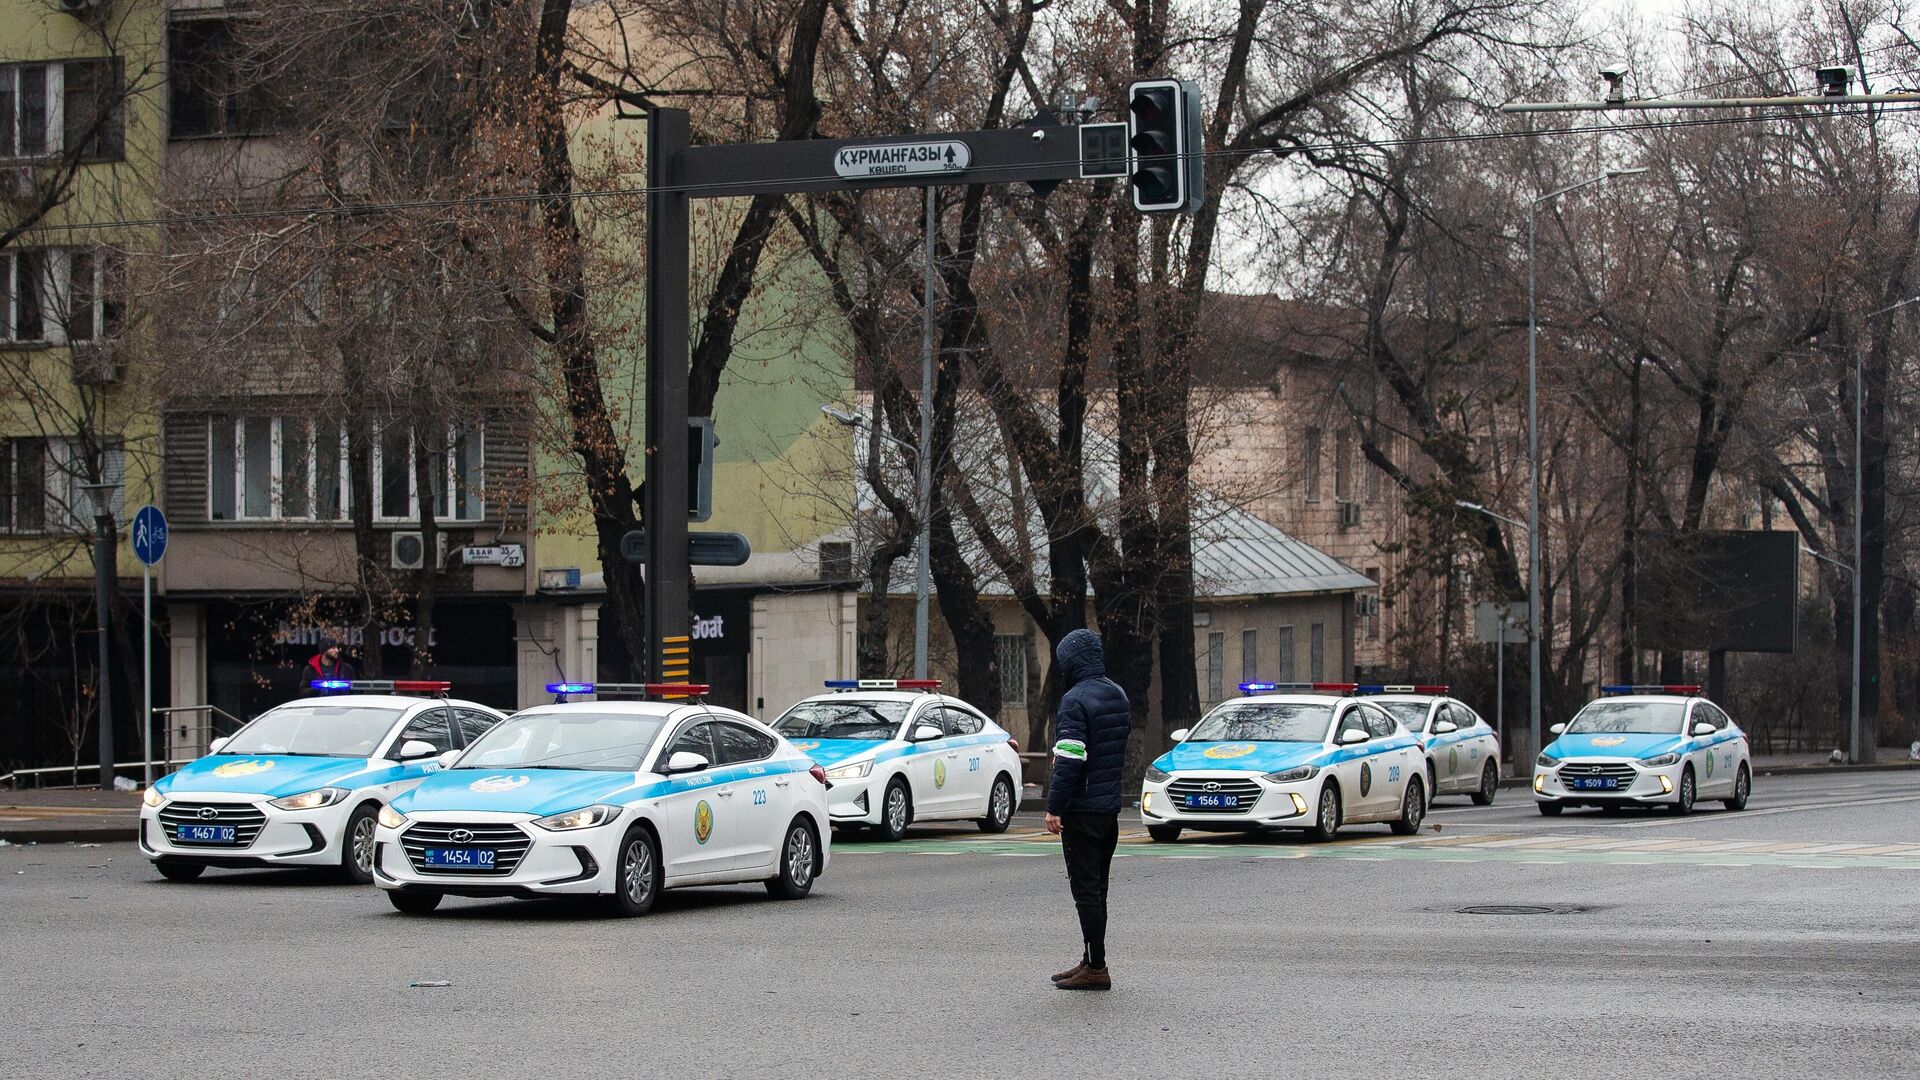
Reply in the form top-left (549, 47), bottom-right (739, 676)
top-left (749, 590), bottom-right (858, 721)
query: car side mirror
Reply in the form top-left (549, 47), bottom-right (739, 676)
top-left (1431, 720), bottom-right (1458, 735)
top-left (1691, 722), bottom-right (1716, 737)
top-left (911, 724), bottom-right (944, 742)
top-left (1169, 728), bottom-right (1191, 743)
top-left (398, 739), bottom-right (439, 761)
top-left (663, 751), bottom-right (710, 775)
top-left (1336, 728), bottom-right (1369, 746)
top-left (207, 737), bottom-right (230, 754)
top-left (1550, 722), bottom-right (1568, 735)
top-left (435, 749), bottom-right (460, 769)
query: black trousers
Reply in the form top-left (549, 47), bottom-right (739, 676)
top-left (1060, 812), bottom-right (1119, 968)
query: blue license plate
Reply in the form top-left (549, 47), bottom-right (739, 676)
top-left (424, 847), bottom-right (497, 868)
top-left (174, 824), bottom-right (237, 843)
top-left (1570, 777), bottom-right (1619, 791)
top-left (1184, 794), bottom-right (1240, 808)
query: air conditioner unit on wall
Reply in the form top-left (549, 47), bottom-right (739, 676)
top-left (1337, 500), bottom-right (1362, 529)
top-left (390, 531), bottom-right (448, 571)
top-left (59, 0), bottom-right (112, 24)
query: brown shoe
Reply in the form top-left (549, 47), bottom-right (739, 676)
top-left (1055, 966), bottom-right (1111, 991)
top-left (1051, 962), bottom-right (1087, 984)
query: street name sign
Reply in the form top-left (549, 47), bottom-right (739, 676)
top-left (833, 140), bottom-right (971, 180)
top-left (461, 544), bottom-right (525, 568)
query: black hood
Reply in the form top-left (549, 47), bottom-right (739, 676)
top-left (1056, 629), bottom-right (1107, 684)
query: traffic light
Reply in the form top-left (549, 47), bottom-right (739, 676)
top-left (1126, 78), bottom-right (1203, 213)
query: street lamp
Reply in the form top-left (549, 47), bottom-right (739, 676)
top-left (821, 403), bottom-right (931, 679)
top-left (80, 479), bottom-right (119, 790)
top-left (1527, 166), bottom-right (1645, 766)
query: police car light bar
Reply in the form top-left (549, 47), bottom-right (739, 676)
top-left (1354, 684), bottom-right (1451, 695)
top-left (310, 679), bottom-right (451, 694)
top-left (1239, 682), bottom-right (1359, 695)
top-left (1601, 684), bottom-right (1702, 696)
top-left (824, 679), bottom-right (943, 691)
top-left (546, 682), bottom-right (712, 700)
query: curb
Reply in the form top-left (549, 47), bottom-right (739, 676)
top-left (0, 824), bottom-right (136, 845)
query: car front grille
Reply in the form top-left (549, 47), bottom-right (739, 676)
top-left (400, 822), bottom-right (533, 876)
top-left (157, 802), bottom-right (268, 848)
top-left (1556, 761), bottom-right (1640, 785)
top-left (1165, 777), bottom-right (1263, 814)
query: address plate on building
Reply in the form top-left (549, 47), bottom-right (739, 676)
top-left (833, 140), bottom-right (971, 180)
top-left (461, 544), bottom-right (525, 568)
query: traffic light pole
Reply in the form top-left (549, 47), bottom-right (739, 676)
top-left (645, 110), bottom-right (692, 683)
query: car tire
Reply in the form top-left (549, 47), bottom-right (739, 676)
top-left (1307, 783), bottom-right (1342, 841)
top-left (765, 817), bottom-right (820, 900)
top-left (1537, 800), bottom-right (1564, 816)
top-left (387, 890), bottom-right (442, 914)
top-left (1426, 760), bottom-right (1438, 807)
top-left (1669, 766), bottom-right (1696, 815)
top-left (1390, 777), bottom-right (1426, 835)
top-left (338, 802), bottom-right (379, 885)
top-left (155, 859), bottom-right (204, 882)
top-left (604, 826), bottom-right (663, 917)
top-left (1722, 764), bottom-right (1751, 811)
top-left (977, 774), bottom-right (1015, 834)
top-left (876, 778), bottom-right (912, 842)
top-left (1146, 825), bottom-right (1182, 843)
top-left (1470, 760), bottom-right (1498, 806)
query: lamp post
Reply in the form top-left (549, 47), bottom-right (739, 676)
top-left (1527, 166), bottom-right (1645, 767)
top-left (80, 479), bottom-right (119, 790)
top-left (1457, 500), bottom-right (1529, 759)
top-left (822, 404), bottom-right (929, 679)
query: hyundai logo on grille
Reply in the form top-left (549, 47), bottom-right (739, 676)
top-left (448, 829), bottom-right (474, 844)
top-left (197, 806), bottom-right (219, 820)
top-left (1586, 766), bottom-right (1604, 775)
top-left (1204, 782), bottom-right (1221, 791)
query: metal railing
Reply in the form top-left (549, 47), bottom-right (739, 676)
top-left (0, 706), bottom-right (246, 790)
top-left (156, 705), bottom-right (245, 768)
top-left (1, 756), bottom-right (203, 790)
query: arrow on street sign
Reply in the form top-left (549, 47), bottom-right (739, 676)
top-left (620, 530), bottom-right (751, 567)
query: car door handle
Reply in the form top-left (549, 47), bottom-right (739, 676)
top-left (774, 779), bottom-right (792, 788)
top-left (717, 790), bottom-right (735, 798)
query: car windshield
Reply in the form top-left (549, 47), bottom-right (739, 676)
top-left (1379, 702), bottom-right (1430, 732)
top-left (456, 713), bottom-right (666, 772)
top-left (1566, 701), bottom-right (1687, 735)
top-left (1186, 703), bottom-right (1333, 743)
top-left (218, 705), bottom-right (402, 758)
top-left (773, 700), bottom-right (908, 741)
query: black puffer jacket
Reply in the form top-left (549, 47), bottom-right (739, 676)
top-left (1046, 629), bottom-right (1134, 815)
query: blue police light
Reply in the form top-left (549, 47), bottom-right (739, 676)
top-left (546, 682), bottom-right (595, 695)
top-left (824, 680), bottom-right (861, 689)
top-left (1239, 682), bottom-right (1280, 693)
top-left (311, 679), bottom-right (352, 691)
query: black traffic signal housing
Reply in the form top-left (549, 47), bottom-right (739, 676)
top-left (1126, 78), bottom-right (1204, 214)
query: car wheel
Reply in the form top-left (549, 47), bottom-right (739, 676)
top-left (1390, 777), bottom-right (1426, 835)
top-left (338, 803), bottom-right (379, 885)
top-left (1470, 760), bottom-right (1498, 806)
top-left (1722, 764), bottom-right (1751, 811)
top-left (877, 779), bottom-right (912, 841)
top-left (155, 859), bottom-right (204, 882)
top-left (1537, 800), bottom-right (1564, 816)
top-left (387, 890), bottom-right (442, 914)
top-left (1146, 825), bottom-right (1182, 842)
top-left (1308, 783), bottom-right (1342, 841)
top-left (1670, 767), bottom-right (1696, 815)
top-left (977, 774), bottom-right (1015, 834)
top-left (604, 826), bottom-right (663, 917)
top-left (765, 817), bottom-right (820, 900)
top-left (1426, 761), bottom-right (1438, 807)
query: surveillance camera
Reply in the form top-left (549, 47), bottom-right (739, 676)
top-left (1598, 65), bottom-right (1629, 81)
top-left (1598, 65), bottom-right (1629, 104)
top-left (1816, 65), bottom-right (1854, 97)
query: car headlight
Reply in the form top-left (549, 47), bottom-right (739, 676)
top-left (1640, 752), bottom-right (1680, 768)
top-left (825, 761), bottom-right (873, 780)
top-left (269, 787), bottom-right (351, 811)
top-left (142, 787), bottom-right (165, 808)
top-left (1536, 753), bottom-right (1557, 769)
top-left (1261, 765), bottom-right (1319, 783)
top-left (377, 805), bottom-right (409, 830)
top-left (532, 805), bottom-right (622, 831)
top-left (1144, 766), bottom-right (1171, 783)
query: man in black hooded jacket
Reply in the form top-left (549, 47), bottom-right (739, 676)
top-left (1044, 628), bottom-right (1133, 990)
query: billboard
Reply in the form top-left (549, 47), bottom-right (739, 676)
top-left (1634, 530), bottom-right (1799, 654)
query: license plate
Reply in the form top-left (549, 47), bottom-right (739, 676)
top-left (1184, 794), bottom-right (1240, 808)
top-left (1570, 777), bottom-right (1619, 791)
top-left (424, 847), bottom-right (497, 868)
top-left (174, 824), bottom-right (237, 843)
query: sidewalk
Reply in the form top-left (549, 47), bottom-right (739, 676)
top-left (0, 789), bottom-right (140, 845)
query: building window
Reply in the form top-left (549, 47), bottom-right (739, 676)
top-left (1303, 428), bottom-right (1321, 502)
top-left (0, 436), bottom-right (123, 534)
top-left (210, 417), bottom-right (484, 523)
top-left (995, 634), bottom-right (1028, 708)
top-left (1206, 631), bottom-right (1223, 703)
top-left (1241, 628), bottom-right (1258, 683)
top-left (1309, 622), bottom-right (1325, 681)
top-left (1277, 625), bottom-right (1295, 682)
top-left (1, 64), bottom-right (53, 159)
top-left (169, 18), bottom-right (285, 139)
top-left (1365, 567), bottom-right (1381, 641)
top-left (1, 60), bottom-right (125, 162)
top-left (1334, 429), bottom-right (1352, 500)
top-left (1364, 432), bottom-right (1385, 502)
top-left (2, 248), bottom-right (123, 345)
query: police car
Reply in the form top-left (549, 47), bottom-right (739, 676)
top-left (771, 680), bottom-right (1022, 841)
top-left (139, 681), bottom-right (506, 884)
top-left (1141, 683), bottom-right (1427, 842)
top-left (374, 683), bottom-right (830, 916)
top-left (1533, 685), bottom-right (1752, 815)
top-left (1362, 685), bottom-right (1502, 806)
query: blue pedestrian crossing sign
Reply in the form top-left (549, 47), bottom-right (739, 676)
top-left (131, 505), bottom-right (168, 566)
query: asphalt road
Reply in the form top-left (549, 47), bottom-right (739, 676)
top-left (3, 771), bottom-right (1916, 1079)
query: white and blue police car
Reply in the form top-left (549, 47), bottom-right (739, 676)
top-left (771, 680), bottom-right (1022, 841)
top-left (1141, 683), bottom-right (1427, 842)
top-left (1533, 685), bottom-right (1752, 816)
top-left (374, 683), bottom-right (830, 916)
top-left (1362, 685), bottom-right (1502, 806)
top-left (139, 681), bottom-right (506, 883)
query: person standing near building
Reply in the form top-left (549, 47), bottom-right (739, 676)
top-left (307, 637), bottom-right (356, 687)
top-left (1044, 628), bottom-right (1132, 991)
